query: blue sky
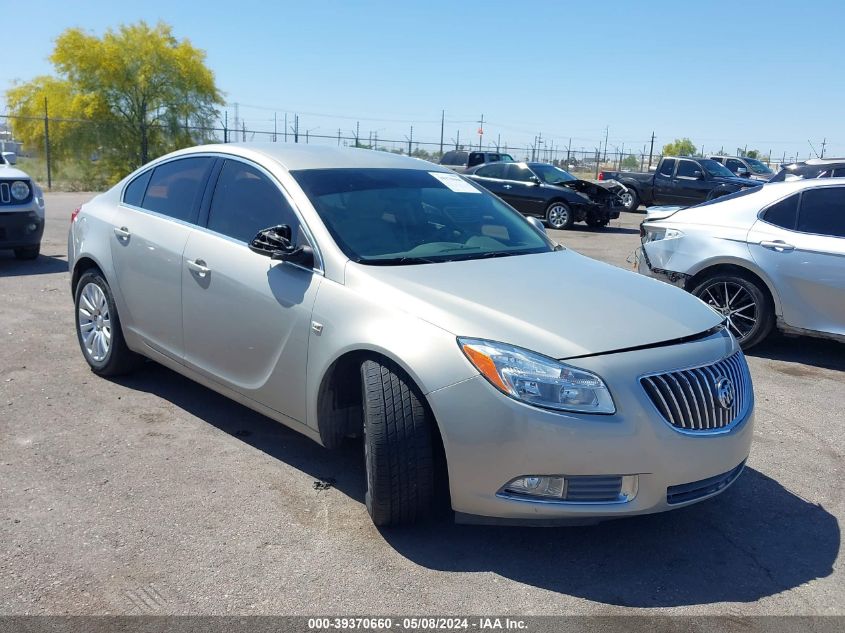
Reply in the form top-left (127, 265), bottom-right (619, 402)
top-left (3, 0), bottom-right (844, 160)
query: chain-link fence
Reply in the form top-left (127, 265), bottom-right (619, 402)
top-left (0, 112), bottom-right (803, 191)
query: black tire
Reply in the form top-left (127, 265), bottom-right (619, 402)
top-left (361, 359), bottom-right (434, 526)
top-left (74, 270), bottom-right (142, 376)
top-left (586, 216), bottom-right (609, 228)
top-left (691, 273), bottom-right (774, 349)
top-left (545, 201), bottom-right (574, 230)
top-left (14, 244), bottom-right (40, 260)
top-left (620, 188), bottom-right (639, 212)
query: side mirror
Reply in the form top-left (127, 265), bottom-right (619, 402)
top-left (529, 175), bottom-right (541, 184)
top-left (527, 216), bottom-right (546, 234)
top-left (249, 224), bottom-right (315, 269)
top-left (736, 167), bottom-right (749, 176)
top-left (693, 170), bottom-right (704, 180)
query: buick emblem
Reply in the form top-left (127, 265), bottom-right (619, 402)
top-left (715, 377), bottom-right (735, 409)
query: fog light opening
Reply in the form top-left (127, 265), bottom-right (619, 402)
top-left (500, 474), bottom-right (639, 503)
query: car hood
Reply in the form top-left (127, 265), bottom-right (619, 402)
top-left (346, 250), bottom-right (722, 359)
top-left (0, 166), bottom-right (31, 180)
top-left (552, 179), bottom-right (625, 203)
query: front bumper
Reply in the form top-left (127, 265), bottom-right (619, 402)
top-left (0, 206), bottom-right (45, 249)
top-left (428, 330), bottom-right (753, 523)
top-left (635, 242), bottom-right (688, 287)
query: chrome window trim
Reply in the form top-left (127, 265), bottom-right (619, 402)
top-left (117, 151), bottom-right (325, 274)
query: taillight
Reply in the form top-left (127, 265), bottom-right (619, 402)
top-left (598, 172), bottom-right (605, 181)
top-left (71, 206), bottom-right (81, 223)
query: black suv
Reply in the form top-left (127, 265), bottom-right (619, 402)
top-left (770, 158), bottom-right (845, 182)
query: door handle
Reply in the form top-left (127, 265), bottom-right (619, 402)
top-left (113, 226), bottom-right (131, 240)
top-left (186, 259), bottom-right (210, 277)
top-left (502, 184), bottom-right (512, 189)
top-left (760, 240), bottom-right (795, 252)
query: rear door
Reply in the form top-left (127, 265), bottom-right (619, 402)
top-left (467, 163), bottom-right (508, 197)
top-left (652, 158), bottom-right (677, 204)
top-left (110, 156), bottom-right (215, 359)
top-left (181, 157), bottom-right (322, 424)
top-left (747, 186), bottom-right (845, 336)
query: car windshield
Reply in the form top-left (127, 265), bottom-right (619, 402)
top-left (745, 158), bottom-right (773, 175)
top-left (699, 159), bottom-right (736, 179)
top-left (292, 168), bottom-right (556, 265)
top-left (530, 163), bottom-right (577, 185)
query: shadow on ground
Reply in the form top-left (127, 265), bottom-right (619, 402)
top-left (0, 253), bottom-right (68, 277)
top-left (117, 362), bottom-right (839, 608)
top-left (747, 333), bottom-right (845, 372)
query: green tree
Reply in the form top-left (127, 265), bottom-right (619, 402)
top-left (621, 154), bottom-right (639, 170)
top-left (662, 138), bottom-right (697, 156)
top-left (6, 21), bottom-right (223, 182)
top-left (745, 149), bottom-right (761, 159)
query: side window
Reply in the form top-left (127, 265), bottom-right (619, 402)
top-left (831, 167), bottom-right (845, 177)
top-left (208, 160), bottom-right (300, 243)
top-left (468, 153), bottom-right (485, 167)
top-left (658, 159), bottom-right (675, 177)
top-left (676, 160), bottom-right (699, 178)
top-left (762, 194), bottom-right (799, 230)
top-left (123, 170), bottom-right (152, 207)
top-left (725, 159), bottom-right (743, 173)
top-left (475, 163), bottom-right (506, 179)
top-left (505, 164), bottom-right (536, 182)
top-left (797, 187), bottom-right (845, 237)
top-left (142, 157), bottom-right (214, 223)
top-left (441, 151), bottom-right (458, 165)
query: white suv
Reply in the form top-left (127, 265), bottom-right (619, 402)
top-left (0, 153), bottom-right (45, 260)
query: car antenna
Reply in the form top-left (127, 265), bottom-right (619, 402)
top-left (807, 139), bottom-right (821, 159)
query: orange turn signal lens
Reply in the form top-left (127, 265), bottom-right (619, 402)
top-left (461, 343), bottom-right (510, 393)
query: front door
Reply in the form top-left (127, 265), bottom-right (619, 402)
top-left (747, 187), bottom-right (845, 336)
top-left (181, 159), bottom-right (322, 424)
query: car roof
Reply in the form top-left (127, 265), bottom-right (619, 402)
top-left (785, 158), bottom-right (845, 168)
top-left (172, 142), bottom-right (451, 172)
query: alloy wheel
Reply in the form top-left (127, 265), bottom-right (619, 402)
top-left (620, 191), bottom-right (634, 210)
top-left (547, 204), bottom-right (570, 229)
top-left (77, 282), bottom-right (112, 362)
top-left (699, 281), bottom-right (758, 341)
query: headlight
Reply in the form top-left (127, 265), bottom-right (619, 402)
top-left (458, 338), bottom-right (615, 414)
top-left (643, 227), bottom-right (683, 243)
top-left (10, 181), bottom-right (30, 201)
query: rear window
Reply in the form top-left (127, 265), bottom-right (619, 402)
top-left (762, 194), bottom-right (798, 229)
top-left (123, 170), bottom-right (152, 207)
top-left (658, 159), bottom-right (675, 177)
top-left (142, 157), bottom-right (214, 223)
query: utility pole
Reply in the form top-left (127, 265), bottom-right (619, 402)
top-left (284, 114), bottom-right (288, 142)
top-left (224, 110), bottom-right (228, 143)
top-left (406, 125), bottom-right (413, 155)
top-left (477, 114), bottom-right (484, 150)
top-left (496, 133), bottom-right (501, 152)
top-left (338, 128), bottom-right (341, 146)
top-left (374, 131), bottom-right (378, 151)
top-left (242, 121), bottom-right (246, 142)
top-left (233, 103), bottom-right (239, 139)
top-left (647, 131), bottom-right (655, 170)
top-left (43, 97), bottom-right (51, 190)
top-left (566, 137), bottom-right (571, 165)
top-left (294, 115), bottom-right (299, 143)
top-left (440, 110), bottom-right (445, 157)
top-left (821, 138), bottom-right (827, 158)
top-left (603, 126), bottom-right (609, 162)
top-left (355, 121), bottom-right (360, 148)
top-left (273, 112), bottom-right (277, 142)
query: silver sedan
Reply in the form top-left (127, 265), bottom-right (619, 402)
top-left (639, 179), bottom-right (845, 349)
top-left (69, 144), bottom-right (754, 526)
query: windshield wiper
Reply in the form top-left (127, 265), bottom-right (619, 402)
top-left (357, 256), bottom-right (439, 266)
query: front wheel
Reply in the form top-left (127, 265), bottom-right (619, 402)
top-left (361, 359), bottom-right (434, 526)
top-left (691, 274), bottom-right (774, 349)
top-left (74, 271), bottom-right (142, 376)
top-left (545, 202), bottom-right (574, 230)
top-left (619, 189), bottom-right (639, 212)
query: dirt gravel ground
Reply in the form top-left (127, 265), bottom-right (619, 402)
top-left (0, 192), bottom-right (843, 616)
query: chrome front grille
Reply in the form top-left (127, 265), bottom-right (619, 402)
top-left (641, 352), bottom-right (751, 432)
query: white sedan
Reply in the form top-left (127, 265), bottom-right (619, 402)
top-left (639, 179), bottom-right (845, 348)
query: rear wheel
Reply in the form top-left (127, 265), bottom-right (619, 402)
top-left (74, 271), bottom-right (142, 376)
top-left (546, 202), bottom-right (574, 230)
top-left (14, 244), bottom-right (40, 260)
top-left (691, 273), bottom-right (774, 349)
top-left (361, 359), bottom-right (434, 526)
top-left (619, 189), bottom-right (639, 212)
